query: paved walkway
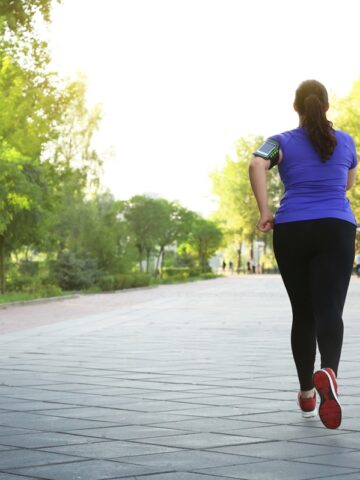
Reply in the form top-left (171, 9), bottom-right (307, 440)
top-left (0, 275), bottom-right (360, 480)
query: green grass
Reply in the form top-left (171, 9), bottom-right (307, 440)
top-left (0, 292), bottom-right (41, 304)
top-left (0, 291), bottom-right (66, 304)
top-left (0, 274), bottom-right (221, 304)
top-left (153, 273), bottom-right (221, 285)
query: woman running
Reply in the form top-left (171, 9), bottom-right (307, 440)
top-left (249, 79), bottom-right (357, 429)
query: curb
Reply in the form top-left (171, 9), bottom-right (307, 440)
top-left (0, 294), bottom-right (80, 309)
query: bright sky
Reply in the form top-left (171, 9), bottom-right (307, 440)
top-left (45, 0), bottom-right (360, 216)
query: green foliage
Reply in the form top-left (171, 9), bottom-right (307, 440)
top-left (96, 273), bottom-right (152, 292)
top-left (333, 79), bottom-right (360, 223)
top-left (161, 267), bottom-right (190, 280)
top-left (211, 135), bottom-right (282, 244)
top-left (211, 135), bottom-right (283, 266)
top-left (123, 195), bottom-right (196, 274)
top-left (173, 211), bottom-right (223, 274)
top-left (0, 0), bottom-right (60, 32)
top-left (51, 251), bottom-right (99, 291)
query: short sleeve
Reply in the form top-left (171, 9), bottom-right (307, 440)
top-left (348, 135), bottom-right (358, 169)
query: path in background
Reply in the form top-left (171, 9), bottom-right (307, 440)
top-left (0, 276), bottom-right (360, 479)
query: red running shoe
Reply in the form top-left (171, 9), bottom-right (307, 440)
top-left (313, 368), bottom-right (341, 429)
top-left (297, 392), bottom-right (317, 418)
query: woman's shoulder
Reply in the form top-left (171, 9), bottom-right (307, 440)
top-left (333, 128), bottom-right (354, 141)
top-left (270, 127), bottom-right (304, 146)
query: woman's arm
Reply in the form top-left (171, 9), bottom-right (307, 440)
top-left (347, 167), bottom-right (357, 190)
top-left (248, 156), bottom-right (273, 232)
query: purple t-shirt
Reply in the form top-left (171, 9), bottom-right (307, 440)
top-left (271, 127), bottom-right (358, 225)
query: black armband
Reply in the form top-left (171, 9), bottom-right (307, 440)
top-left (253, 138), bottom-right (280, 169)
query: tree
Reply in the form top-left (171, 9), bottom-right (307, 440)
top-left (0, 36), bottom-right (67, 291)
top-left (211, 135), bottom-right (282, 271)
top-left (0, 0), bottom-right (60, 32)
top-left (123, 196), bottom-right (164, 273)
top-left (333, 79), bottom-right (360, 224)
top-left (186, 215), bottom-right (223, 273)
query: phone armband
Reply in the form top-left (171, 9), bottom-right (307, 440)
top-left (253, 138), bottom-right (280, 169)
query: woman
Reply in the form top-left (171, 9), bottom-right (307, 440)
top-left (249, 79), bottom-right (357, 429)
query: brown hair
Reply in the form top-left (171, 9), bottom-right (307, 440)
top-left (295, 80), bottom-right (337, 161)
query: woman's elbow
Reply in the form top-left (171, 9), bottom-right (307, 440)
top-left (249, 156), bottom-right (268, 171)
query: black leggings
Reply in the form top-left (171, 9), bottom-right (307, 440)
top-left (273, 218), bottom-right (356, 391)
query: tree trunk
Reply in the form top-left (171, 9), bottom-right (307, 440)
top-left (0, 235), bottom-right (5, 294)
top-left (137, 246), bottom-right (143, 272)
top-left (146, 249), bottom-right (151, 274)
top-left (160, 248), bottom-right (166, 277)
top-left (155, 246), bottom-right (164, 277)
top-left (236, 242), bottom-right (242, 273)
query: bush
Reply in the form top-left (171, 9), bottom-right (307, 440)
top-left (161, 267), bottom-right (189, 280)
top-left (114, 274), bottom-right (133, 290)
top-left (97, 275), bottom-right (115, 291)
top-left (97, 273), bottom-right (152, 292)
top-left (7, 271), bottom-right (42, 293)
top-left (131, 273), bottom-right (152, 287)
top-left (188, 267), bottom-right (201, 277)
top-left (113, 273), bottom-right (152, 290)
top-left (37, 284), bottom-right (63, 297)
top-left (51, 252), bottom-right (99, 290)
top-left (199, 272), bottom-right (217, 280)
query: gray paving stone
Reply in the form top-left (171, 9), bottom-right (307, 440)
top-left (193, 460), bottom-right (357, 479)
top-left (164, 405), bottom-right (268, 417)
top-left (228, 424), bottom-right (344, 441)
top-left (147, 417), bottom-right (271, 433)
top-left (0, 401), bottom-right (77, 412)
top-left (298, 451), bottom-right (360, 469)
top-left (114, 450), bottom-right (265, 469)
top-left (39, 440), bottom-right (181, 458)
top-left (291, 432), bottom-right (360, 449)
top-left (69, 425), bottom-right (191, 441)
top-left (0, 448), bottom-right (82, 469)
top-left (206, 440), bottom-right (354, 460)
top-left (0, 427), bottom-right (39, 437)
top-left (0, 412), bottom-right (114, 431)
top-left (139, 474), bottom-right (228, 480)
top-left (131, 432), bottom-right (268, 449)
top-left (0, 474), bottom-right (39, 479)
top-left (6, 459), bottom-right (165, 479)
top-left (0, 432), bottom-right (109, 449)
top-left (305, 474), bottom-right (360, 480)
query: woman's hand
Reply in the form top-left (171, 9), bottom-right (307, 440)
top-left (256, 210), bottom-right (274, 232)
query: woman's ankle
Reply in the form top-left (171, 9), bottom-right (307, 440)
top-left (300, 388), bottom-right (315, 399)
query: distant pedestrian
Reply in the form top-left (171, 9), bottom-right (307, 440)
top-left (229, 261), bottom-right (234, 273)
top-left (222, 260), bottom-right (227, 272)
top-left (249, 79), bottom-right (357, 429)
top-left (251, 259), bottom-right (256, 274)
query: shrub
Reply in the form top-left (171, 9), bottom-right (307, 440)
top-left (161, 267), bottom-right (189, 280)
top-left (97, 275), bottom-right (115, 291)
top-left (37, 284), bottom-right (63, 297)
top-left (131, 273), bottom-right (152, 287)
top-left (6, 270), bottom-right (43, 293)
top-left (51, 252), bottom-right (99, 290)
top-left (113, 273), bottom-right (152, 290)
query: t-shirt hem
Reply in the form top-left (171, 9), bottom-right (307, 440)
top-left (274, 212), bottom-right (357, 226)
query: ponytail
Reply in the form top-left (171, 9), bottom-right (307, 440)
top-left (295, 80), bottom-right (337, 161)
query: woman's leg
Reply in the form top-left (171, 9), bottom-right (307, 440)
top-left (309, 219), bottom-right (356, 375)
top-left (273, 222), bottom-right (316, 391)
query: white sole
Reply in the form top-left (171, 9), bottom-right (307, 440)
top-left (301, 408), bottom-right (318, 418)
top-left (319, 368), bottom-right (341, 406)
